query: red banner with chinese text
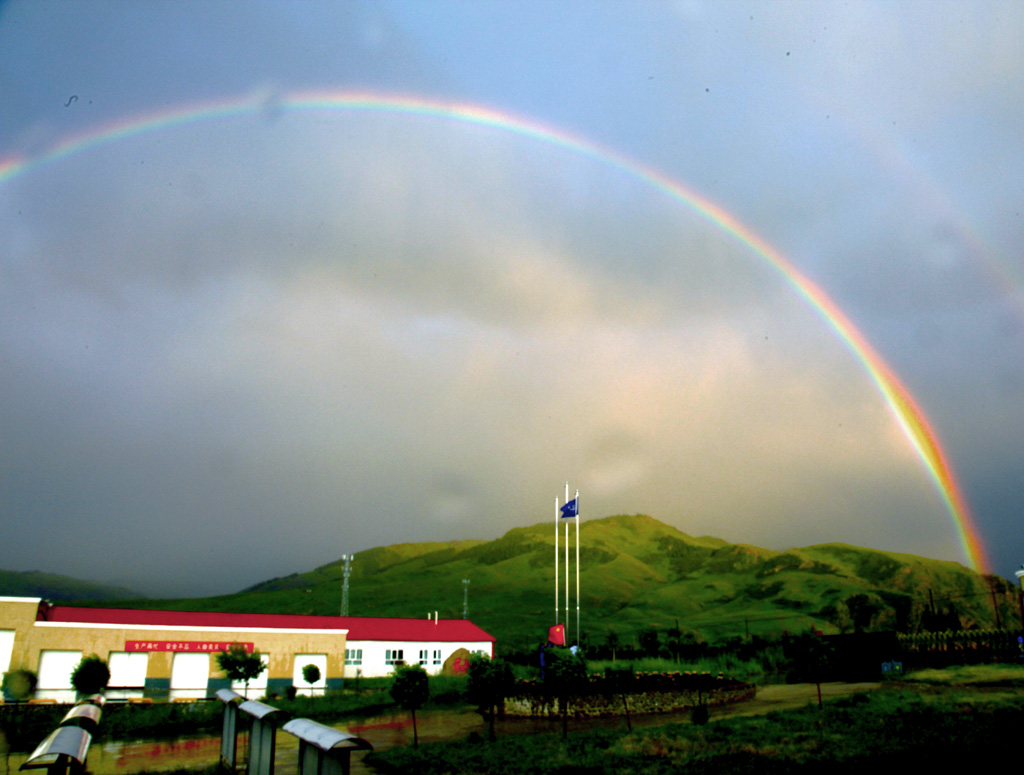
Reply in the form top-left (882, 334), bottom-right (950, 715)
top-left (125, 640), bottom-right (254, 653)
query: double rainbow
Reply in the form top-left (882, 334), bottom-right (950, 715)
top-left (0, 89), bottom-right (989, 572)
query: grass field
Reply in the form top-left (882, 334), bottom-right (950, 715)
top-left (368, 665), bottom-right (1024, 774)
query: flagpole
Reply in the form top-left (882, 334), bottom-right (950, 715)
top-left (554, 497), bottom-right (559, 627)
top-left (575, 489), bottom-right (580, 643)
top-left (565, 482), bottom-right (570, 642)
top-left (565, 513), bottom-right (570, 643)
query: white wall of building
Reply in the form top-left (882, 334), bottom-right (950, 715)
top-left (344, 640), bottom-right (492, 678)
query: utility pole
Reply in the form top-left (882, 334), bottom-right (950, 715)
top-left (340, 554), bottom-right (353, 617)
top-left (988, 578), bottom-right (1002, 629)
top-left (462, 579), bottom-right (470, 619)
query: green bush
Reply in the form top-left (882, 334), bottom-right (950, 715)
top-left (71, 655), bottom-right (110, 696)
top-left (2, 669), bottom-right (38, 701)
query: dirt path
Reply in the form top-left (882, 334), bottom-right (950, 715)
top-left (711, 681), bottom-right (881, 720)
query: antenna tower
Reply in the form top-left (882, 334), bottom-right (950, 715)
top-left (340, 554), bottom-right (353, 616)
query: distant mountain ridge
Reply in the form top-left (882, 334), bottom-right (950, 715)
top-left (67, 515), bottom-right (1015, 650)
top-left (0, 569), bottom-right (142, 601)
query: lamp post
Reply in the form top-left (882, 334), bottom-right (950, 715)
top-left (1014, 566), bottom-right (1024, 636)
top-left (462, 579), bottom-right (470, 619)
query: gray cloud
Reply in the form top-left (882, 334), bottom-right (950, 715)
top-left (1, 0), bottom-right (1021, 596)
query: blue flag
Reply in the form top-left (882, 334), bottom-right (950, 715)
top-left (560, 498), bottom-right (578, 518)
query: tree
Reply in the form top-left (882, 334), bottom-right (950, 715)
top-left (389, 665), bottom-right (429, 747)
top-left (786, 634), bottom-right (835, 707)
top-left (544, 647), bottom-right (588, 740)
top-left (302, 663), bottom-right (321, 696)
top-left (666, 623), bottom-right (683, 663)
top-left (638, 628), bottom-right (661, 658)
top-left (467, 653), bottom-right (514, 741)
top-left (217, 645), bottom-right (266, 699)
top-left (71, 655), bottom-right (110, 697)
top-left (846, 594), bottom-right (883, 632)
top-left (605, 630), bottom-right (620, 662)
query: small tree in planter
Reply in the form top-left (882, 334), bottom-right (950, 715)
top-left (301, 663), bottom-right (321, 697)
top-left (217, 645), bottom-right (266, 699)
top-left (389, 665), bottom-right (429, 747)
top-left (71, 655), bottom-right (110, 698)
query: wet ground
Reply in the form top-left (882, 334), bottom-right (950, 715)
top-left (0, 682), bottom-right (880, 775)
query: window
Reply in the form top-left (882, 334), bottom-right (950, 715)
top-left (385, 649), bottom-right (404, 665)
top-left (37, 650), bottom-right (82, 702)
top-left (418, 649), bottom-right (428, 665)
top-left (433, 650), bottom-right (441, 666)
top-left (345, 648), bottom-right (362, 666)
top-left (0, 630), bottom-right (14, 675)
top-left (293, 654), bottom-right (327, 697)
top-left (169, 653), bottom-right (210, 700)
top-left (107, 651), bottom-right (149, 699)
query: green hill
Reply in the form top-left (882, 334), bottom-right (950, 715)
top-left (0, 569), bottom-right (142, 601)
top-left (76, 515), bottom-right (1016, 651)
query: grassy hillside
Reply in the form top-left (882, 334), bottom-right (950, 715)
top-left (0, 569), bottom-right (142, 601)
top-left (77, 515), bottom-right (1016, 652)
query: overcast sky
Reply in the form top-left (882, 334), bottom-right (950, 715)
top-left (1, 1), bottom-right (1022, 598)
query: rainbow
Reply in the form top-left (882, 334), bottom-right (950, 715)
top-left (0, 89), bottom-right (990, 572)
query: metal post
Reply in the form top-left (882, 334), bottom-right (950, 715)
top-left (462, 579), bottom-right (470, 619)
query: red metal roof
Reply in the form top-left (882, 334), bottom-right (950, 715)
top-left (42, 606), bottom-right (495, 643)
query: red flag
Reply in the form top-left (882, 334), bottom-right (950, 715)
top-left (548, 624), bottom-right (565, 646)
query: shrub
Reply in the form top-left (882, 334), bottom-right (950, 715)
top-left (71, 655), bottom-right (110, 696)
top-left (2, 669), bottom-right (38, 701)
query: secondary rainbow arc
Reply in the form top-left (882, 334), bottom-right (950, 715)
top-left (0, 89), bottom-right (989, 572)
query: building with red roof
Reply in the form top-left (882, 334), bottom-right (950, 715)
top-left (1, 596), bottom-right (494, 702)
